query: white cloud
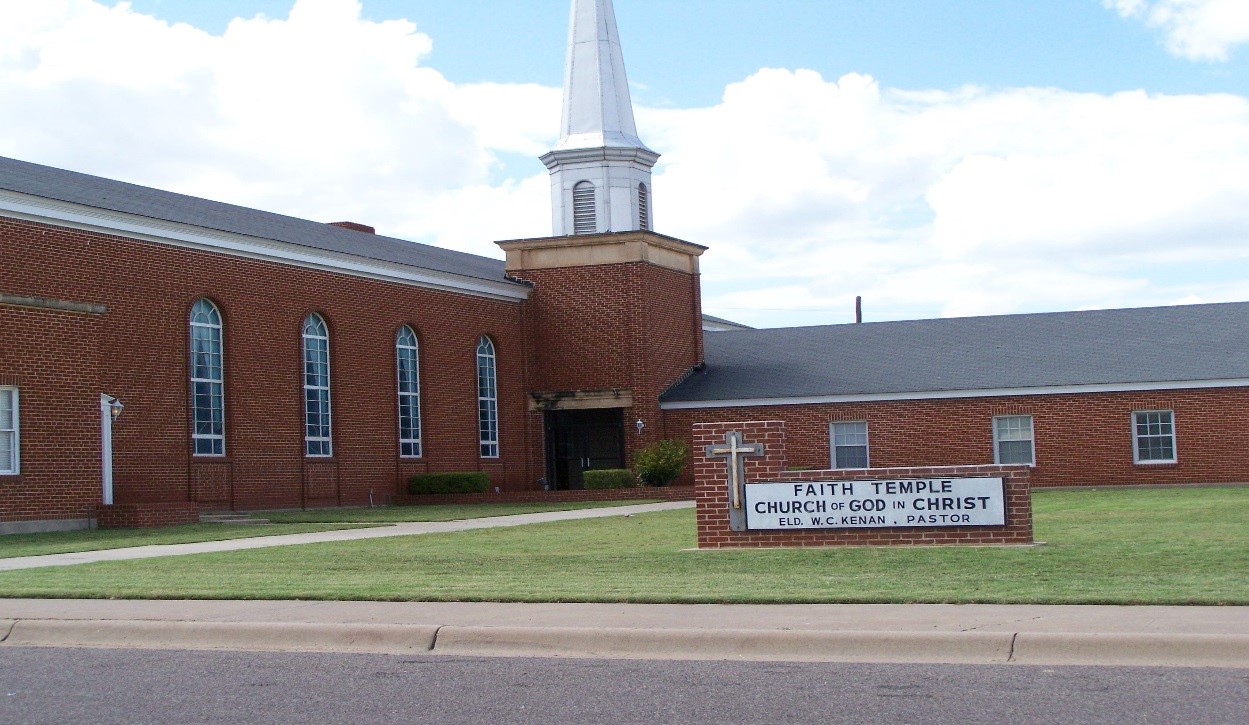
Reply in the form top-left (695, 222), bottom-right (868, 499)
top-left (654, 71), bottom-right (1249, 322)
top-left (0, 0), bottom-right (556, 255)
top-left (3, 1), bottom-right (1249, 327)
top-left (1104, 0), bottom-right (1249, 61)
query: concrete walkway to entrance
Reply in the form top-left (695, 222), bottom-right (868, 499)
top-left (0, 501), bottom-right (694, 572)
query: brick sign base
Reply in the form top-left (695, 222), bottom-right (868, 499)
top-left (694, 421), bottom-right (1034, 549)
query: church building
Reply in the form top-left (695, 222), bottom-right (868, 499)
top-left (4, 0), bottom-right (1249, 533)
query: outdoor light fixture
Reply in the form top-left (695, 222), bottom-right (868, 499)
top-left (636, 419), bottom-right (645, 435)
top-left (108, 397), bottom-right (124, 421)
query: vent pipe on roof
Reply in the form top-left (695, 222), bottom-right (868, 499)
top-left (856, 296), bottom-right (863, 324)
top-left (328, 221), bottom-right (376, 234)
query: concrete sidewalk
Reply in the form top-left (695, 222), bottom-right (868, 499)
top-left (2, 599), bottom-right (1246, 668)
top-left (0, 501), bottom-right (694, 572)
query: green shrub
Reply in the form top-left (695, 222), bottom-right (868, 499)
top-left (583, 469), bottom-right (638, 490)
top-left (633, 439), bottom-right (690, 487)
top-left (408, 472), bottom-right (490, 495)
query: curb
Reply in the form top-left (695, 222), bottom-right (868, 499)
top-left (434, 626), bottom-right (1015, 663)
top-left (2, 620), bottom-right (438, 655)
top-left (3, 620), bottom-right (1247, 668)
top-left (1011, 632), bottom-right (1249, 669)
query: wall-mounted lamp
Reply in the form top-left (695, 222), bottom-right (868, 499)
top-left (108, 397), bottom-right (124, 422)
top-left (636, 419), bottom-right (645, 435)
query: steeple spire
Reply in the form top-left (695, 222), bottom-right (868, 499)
top-left (542, 0), bottom-right (659, 236)
top-left (554, 0), bottom-right (651, 153)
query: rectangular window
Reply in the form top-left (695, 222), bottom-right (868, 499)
top-left (0, 388), bottom-right (17, 475)
top-left (993, 415), bottom-right (1035, 466)
top-left (1134, 410), bottom-right (1176, 463)
top-left (830, 421), bottom-right (869, 469)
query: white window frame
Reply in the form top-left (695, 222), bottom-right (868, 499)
top-left (396, 326), bottom-right (422, 459)
top-left (190, 299), bottom-right (226, 457)
top-left (1133, 409), bottom-right (1177, 464)
top-left (830, 421), bottom-right (870, 470)
top-left (477, 336), bottom-right (499, 459)
top-left (992, 415), bottom-right (1035, 466)
top-left (0, 387), bottom-right (18, 475)
top-left (302, 313), bottom-right (333, 458)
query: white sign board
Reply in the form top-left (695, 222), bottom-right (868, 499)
top-left (744, 478), bottom-right (1006, 530)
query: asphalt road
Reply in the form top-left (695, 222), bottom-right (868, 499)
top-left (2, 647), bottom-right (1247, 724)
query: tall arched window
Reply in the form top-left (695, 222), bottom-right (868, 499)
top-left (302, 313), bottom-right (332, 457)
top-left (190, 299), bottom-right (225, 456)
top-left (476, 336), bottom-right (499, 458)
top-left (638, 182), bottom-right (650, 231)
top-left (396, 326), bottom-right (422, 458)
top-left (572, 181), bottom-right (596, 235)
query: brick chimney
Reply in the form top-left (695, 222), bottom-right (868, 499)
top-left (328, 221), bottom-right (376, 234)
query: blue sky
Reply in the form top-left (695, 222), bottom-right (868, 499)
top-left (5, 1), bottom-right (1249, 327)
top-left (126, 0), bottom-right (1248, 100)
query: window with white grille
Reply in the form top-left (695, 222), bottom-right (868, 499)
top-left (573, 181), bottom-right (596, 234)
top-left (1133, 410), bottom-right (1176, 463)
top-left (302, 313), bottom-right (332, 457)
top-left (830, 421), bottom-right (869, 469)
top-left (397, 326), bottom-right (422, 458)
top-left (190, 299), bottom-right (225, 456)
top-left (0, 387), bottom-right (17, 475)
top-left (993, 415), bottom-right (1034, 465)
top-left (477, 336), bottom-right (499, 458)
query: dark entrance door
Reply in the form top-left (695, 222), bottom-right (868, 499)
top-left (545, 408), bottom-right (626, 490)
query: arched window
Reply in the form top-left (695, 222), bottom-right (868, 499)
top-left (396, 326), bottom-right (422, 458)
top-left (477, 336), bottom-right (499, 458)
top-left (572, 181), bottom-right (596, 235)
top-left (190, 299), bottom-right (225, 456)
top-left (302, 313), bottom-right (332, 457)
top-left (638, 182), bottom-right (650, 231)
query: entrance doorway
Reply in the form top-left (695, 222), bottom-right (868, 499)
top-left (545, 408), bottom-right (625, 490)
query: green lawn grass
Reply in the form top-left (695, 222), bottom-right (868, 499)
top-left (0, 523), bottom-right (371, 560)
top-left (261, 500), bottom-right (660, 524)
top-left (0, 487), bottom-right (1245, 604)
top-left (0, 501), bottom-right (660, 559)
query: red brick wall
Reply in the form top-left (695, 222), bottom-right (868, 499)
top-left (0, 305), bottom-right (102, 523)
top-left (1, 215), bottom-right (538, 522)
top-left (667, 387), bottom-right (1249, 488)
top-left (96, 502), bottom-right (199, 529)
top-left (516, 260), bottom-right (703, 462)
top-left (397, 485), bottom-right (695, 506)
top-left (693, 421), bottom-right (1033, 548)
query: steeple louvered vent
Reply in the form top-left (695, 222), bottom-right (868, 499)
top-left (573, 182), bottom-right (597, 234)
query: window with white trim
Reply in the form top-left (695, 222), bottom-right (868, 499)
top-left (302, 313), bottom-right (332, 457)
top-left (573, 181), bottom-right (596, 235)
top-left (477, 336), bottom-right (499, 458)
top-left (396, 326), bottom-right (422, 458)
top-left (190, 299), bottom-right (225, 456)
top-left (830, 421), bottom-right (869, 469)
top-left (1133, 410), bottom-right (1176, 463)
top-left (993, 415), bottom-right (1034, 465)
top-left (0, 387), bottom-right (18, 475)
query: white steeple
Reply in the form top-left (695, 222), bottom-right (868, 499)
top-left (541, 0), bottom-right (659, 236)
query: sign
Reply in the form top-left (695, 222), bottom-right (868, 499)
top-left (744, 477), bottom-right (1006, 530)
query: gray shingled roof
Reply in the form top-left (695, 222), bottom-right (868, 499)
top-left (0, 155), bottom-right (519, 287)
top-left (664, 302), bottom-right (1249, 403)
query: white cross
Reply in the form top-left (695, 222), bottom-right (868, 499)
top-left (706, 431), bottom-right (765, 510)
